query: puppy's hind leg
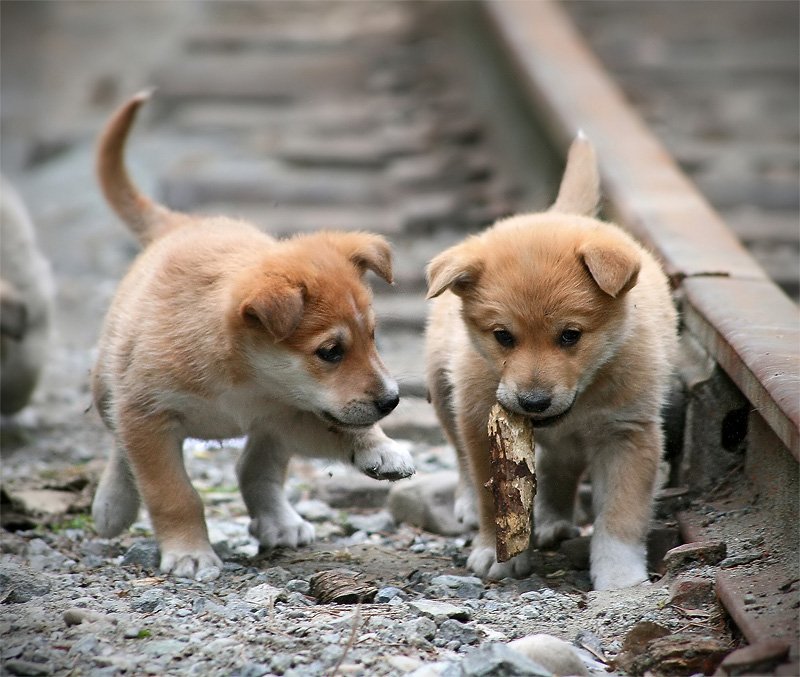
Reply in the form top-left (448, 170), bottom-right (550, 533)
top-left (238, 432), bottom-right (315, 550)
top-left (92, 442), bottom-right (141, 537)
top-left (533, 442), bottom-right (584, 548)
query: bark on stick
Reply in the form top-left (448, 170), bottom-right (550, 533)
top-left (486, 403), bottom-right (536, 562)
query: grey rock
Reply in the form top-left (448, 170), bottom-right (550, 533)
top-left (4, 659), bottom-right (52, 676)
top-left (236, 663), bottom-right (270, 677)
top-left (142, 639), bottom-right (186, 658)
top-left (0, 565), bottom-right (51, 603)
top-left (429, 575), bottom-right (485, 599)
top-left (344, 510), bottom-right (395, 534)
top-left (294, 498), bottom-right (336, 522)
top-left (195, 565), bottom-right (221, 582)
top-left (408, 599), bottom-right (471, 624)
top-left (375, 586), bottom-right (406, 603)
top-left (121, 541), bottom-right (160, 570)
top-left (131, 588), bottom-right (165, 613)
top-left (404, 616), bottom-right (438, 643)
top-left (437, 618), bottom-right (479, 647)
top-left (458, 643), bottom-right (553, 676)
top-left (63, 607), bottom-right (110, 626)
top-left (285, 579), bottom-right (310, 594)
top-left (68, 634), bottom-right (100, 656)
top-left (508, 635), bottom-right (588, 676)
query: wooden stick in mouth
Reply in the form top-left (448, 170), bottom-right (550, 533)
top-left (486, 403), bottom-right (536, 562)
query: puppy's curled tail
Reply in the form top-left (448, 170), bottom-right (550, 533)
top-left (96, 90), bottom-right (182, 246)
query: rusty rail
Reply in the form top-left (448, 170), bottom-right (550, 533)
top-left (482, 0), bottom-right (799, 667)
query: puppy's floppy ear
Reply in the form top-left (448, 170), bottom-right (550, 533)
top-left (579, 238), bottom-right (640, 298)
top-left (240, 279), bottom-right (305, 342)
top-left (426, 247), bottom-right (482, 299)
top-left (550, 132), bottom-right (600, 217)
top-left (329, 232), bottom-right (393, 284)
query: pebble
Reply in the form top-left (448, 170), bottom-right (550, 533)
top-left (436, 618), bottom-right (479, 647)
top-left (0, 564), bottom-right (51, 603)
top-left (457, 643), bottom-right (553, 676)
top-left (63, 607), bottom-right (111, 626)
top-left (508, 634), bottom-right (589, 676)
top-left (120, 541), bottom-right (160, 570)
top-left (428, 575), bottom-right (485, 599)
top-left (408, 599), bottom-right (472, 624)
top-left (4, 659), bottom-right (52, 676)
top-left (375, 585), bottom-right (406, 603)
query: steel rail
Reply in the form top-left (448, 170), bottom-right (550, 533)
top-left (482, 0), bottom-right (799, 458)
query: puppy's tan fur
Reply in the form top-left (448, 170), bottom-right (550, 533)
top-left (426, 136), bottom-right (677, 590)
top-left (91, 92), bottom-right (414, 578)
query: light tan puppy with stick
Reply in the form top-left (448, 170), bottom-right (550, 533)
top-left (91, 92), bottom-right (414, 579)
top-left (426, 134), bottom-right (677, 590)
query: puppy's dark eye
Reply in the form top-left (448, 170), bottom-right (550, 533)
top-left (316, 343), bottom-right (344, 363)
top-left (559, 329), bottom-right (582, 347)
top-left (493, 329), bottom-right (515, 348)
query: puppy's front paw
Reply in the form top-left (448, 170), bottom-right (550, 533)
top-left (354, 438), bottom-right (415, 481)
top-left (535, 519), bottom-right (580, 549)
top-left (590, 533), bottom-right (648, 591)
top-left (250, 509), bottom-right (315, 550)
top-left (467, 537), bottom-right (532, 581)
top-left (160, 544), bottom-right (223, 580)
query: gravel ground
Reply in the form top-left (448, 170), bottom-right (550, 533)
top-left (1, 2), bottom-right (737, 675)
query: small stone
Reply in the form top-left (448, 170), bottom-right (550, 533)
top-left (344, 510), bottom-right (395, 534)
top-left (437, 618), bottom-right (479, 646)
top-left (237, 663), bottom-right (270, 677)
top-left (719, 640), bottom-right (790, 676)
top-left (63, 607), bottom-right (110, 626)
top-left (375, 586), bottom-right (406, 603)
top-left (404, 616), bottom-right (437, 643)
top-left (459, 643), bottom-right (552, 676)
top-left (285, 579), bottom-right (310, 594)
top-left (194, 565), bottom-right (221, 582)
top-left (669, 576), bottom-right (715, 608)
top-left (408, 599), bottom-right (471, 624)
top-left (4, 659), bottom-right (52, 676)
top-left (508, 634), bottom-right (588, 676)
top-left (0, 565), bottom-right (51, 603)
top-left (662, 540), bottom-right (727, 574)
top-left (244, 583), bottom-right (287, 606)
top-left (131, 589), bottom-right (165, 613)
top-left (121, 541), bottom-right (160, 570)
top-left (428, 575), bottom-right (485, 599)
top-left (294, 499), bottom-right (336, 522)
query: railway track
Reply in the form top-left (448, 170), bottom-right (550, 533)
top-left (1, 1), bottom-right (797, 675)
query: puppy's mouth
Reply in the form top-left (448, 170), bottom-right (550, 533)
top-left (527, 408), bottom-right (571, 428)
top-left (319, 411), bottom-right (375, 430)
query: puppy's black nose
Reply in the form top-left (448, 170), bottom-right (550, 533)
top-left (517, 391), bottom-right (552, 413)
top-left (375, 392), bottom-right (400, 415)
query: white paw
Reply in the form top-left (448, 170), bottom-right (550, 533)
top-left (467, 540), bottom-right (532, 581)
top-left (535, 518), bottom-right (579, 549)
top-left (590, 532), bottom-right (648, 590)
top-left (249, 509), bottom-right (315, 550)
top-left (160, 545), bottom-right (223, 580)
top-left (354, 438), bottom-right (415, 481)
top-left (454, 485), bottom-right (479, 530)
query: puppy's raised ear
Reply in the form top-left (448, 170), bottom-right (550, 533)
top-left (329, 232), bottom-right (393, 284)
top-left (578, 237), bottom-right (640, 298)
top-left (426, 246), bottom-right (482, 299)
top-left (240, 279), bottom-right (305, 342)
top-left (550, 132), bottom-right (600, 217)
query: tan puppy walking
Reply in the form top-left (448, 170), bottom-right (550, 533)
top-left (91, 92), bottom-right (414, 579)
top-left (425, 135), bottom-right (677, 590)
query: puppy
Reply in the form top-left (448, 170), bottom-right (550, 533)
top-left (425, 135), bottom-right (677, 590)
top-left (0, 177), bottom-right (53, 415)
top-left (91, 92), bottom-right (414, 579)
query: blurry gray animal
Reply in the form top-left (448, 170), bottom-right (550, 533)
top-left (1, 177), bottom-right (53, 414)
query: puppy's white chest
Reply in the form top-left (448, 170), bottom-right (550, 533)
top-left (163, 388), bottom-right (273, 439)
